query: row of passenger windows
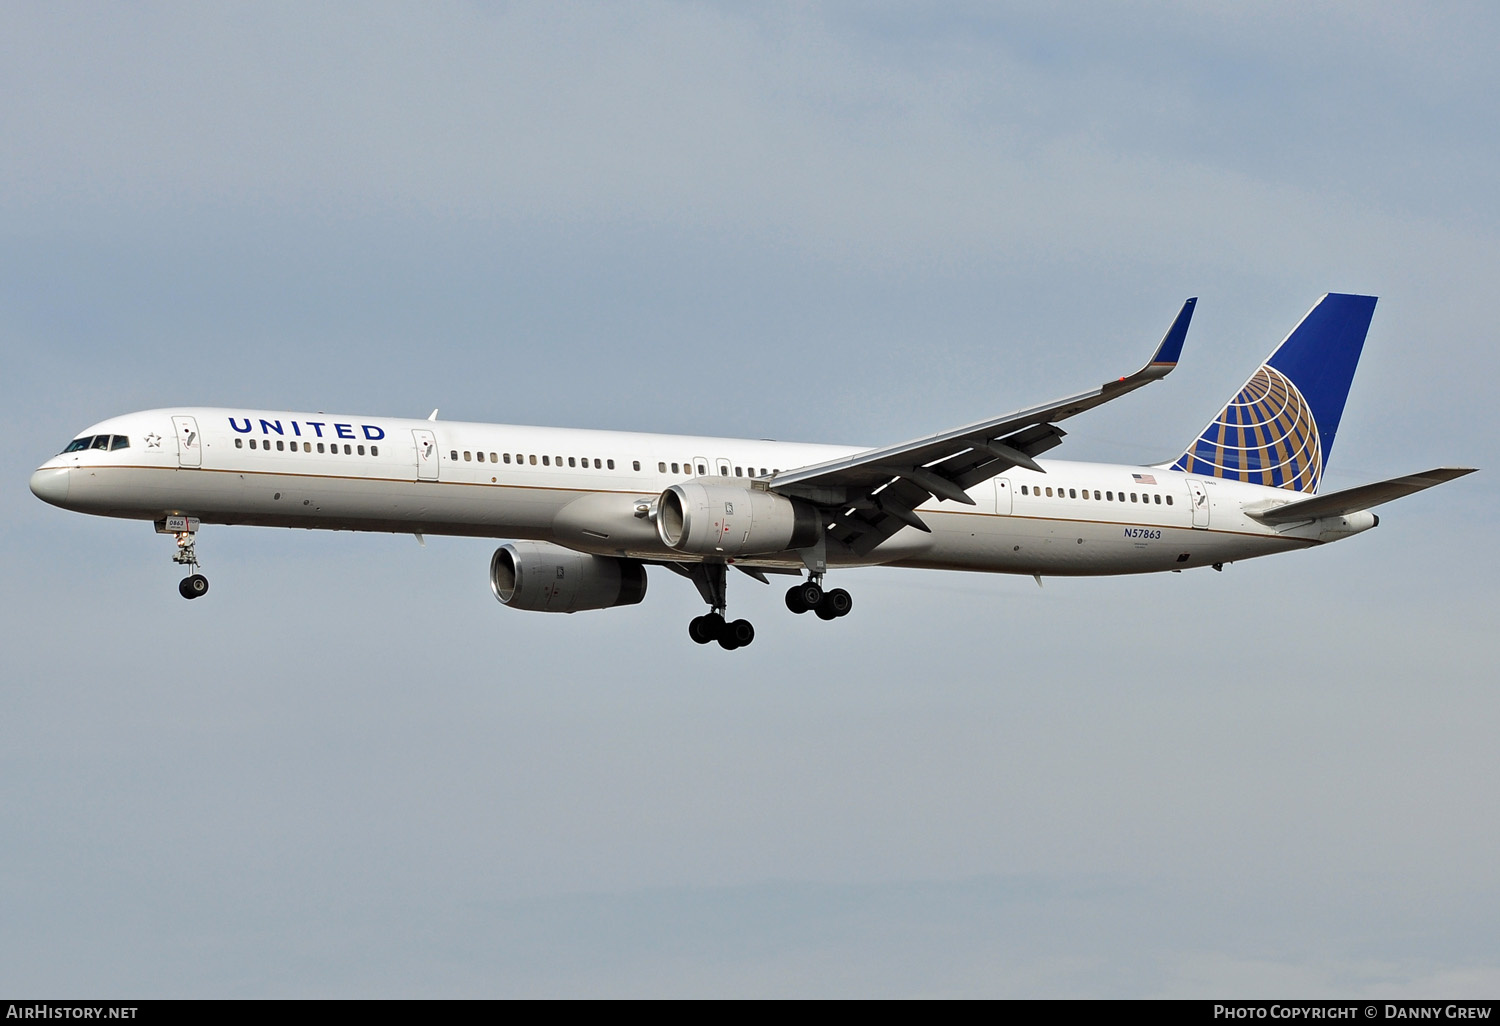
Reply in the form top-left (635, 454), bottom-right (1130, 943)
top-left (61, 435), bottom-right (129, 453)
top-left (453, 450), bottom-right (629, 470)
top-left (657, 462), bottom-right (777, 478)
top-left (448, 451), bottom-right (780, 477)
top-left (235, 437), bottom-right (378, 456)
top-left (1020, 484), bottom-right (1173, 505)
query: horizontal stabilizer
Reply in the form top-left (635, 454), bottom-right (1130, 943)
top-left (1246, 467), bottom-right (1476, 523)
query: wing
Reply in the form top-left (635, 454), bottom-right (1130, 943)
top-left (1245, 467), bottom-right (1476, 524)
top-left (770, 298), bottom-right (1197, 556)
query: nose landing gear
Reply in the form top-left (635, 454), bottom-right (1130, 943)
top-left (156, 515), bottom-right (209, 600)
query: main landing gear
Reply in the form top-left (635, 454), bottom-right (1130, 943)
top-left (683, 561), bottom-right (755, 650)
top-left (784, 577), bottom-right (852, 621)
top-left (157, 515), bottom-right (209, 600)
top-left (679, 563), bottom-right (853, 650)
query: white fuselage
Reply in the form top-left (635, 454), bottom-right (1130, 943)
top-left (30, 407), bottom-right (1375, 577)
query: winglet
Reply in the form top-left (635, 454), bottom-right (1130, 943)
top-left (1148, 297), bottom-right (1196, 369)
top-left (1108, 297), bottom-right (1196, 389)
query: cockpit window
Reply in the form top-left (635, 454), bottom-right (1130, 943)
top-left (60, 434), bottom-right (130, 454)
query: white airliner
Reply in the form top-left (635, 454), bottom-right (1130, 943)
top-left (30, 294), bottom-right (1473, 649)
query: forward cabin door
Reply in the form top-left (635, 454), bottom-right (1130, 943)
top-left (172, 415), bottom-right (202, 468)
top-left (1187, 479), bottom-right (1210, 528)
top-left (413, 429), bottom-right (439, 482)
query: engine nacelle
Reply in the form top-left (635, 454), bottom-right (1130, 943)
top-left (656, 482), bottom-right (821, 556)
top-left (490, 541), bottom-right (648, 613)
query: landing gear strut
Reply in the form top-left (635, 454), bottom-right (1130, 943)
top-left (683, 562), bottom-right (755, 650)
top-left (157, 515), bottom-right (209, 600)
top-left (784, 574), bottom-right (852, 620)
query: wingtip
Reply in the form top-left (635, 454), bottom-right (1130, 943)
top-left (1141, 297), bottom-right (1196, 373)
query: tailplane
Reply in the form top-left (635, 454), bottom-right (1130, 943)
top-left (1170, 293), bottom-right (1377, 493)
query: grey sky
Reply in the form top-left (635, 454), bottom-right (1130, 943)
top-left (2, 3), bottom-right (1497, 997)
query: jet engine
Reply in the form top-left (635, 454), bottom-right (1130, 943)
top-left (656, 482), bottom-right (822, 556)
top-left (490, 541), bottom-right (648, 613)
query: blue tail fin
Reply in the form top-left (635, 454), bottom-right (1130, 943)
top-left (1170, 293), bottom-right (1377, 493)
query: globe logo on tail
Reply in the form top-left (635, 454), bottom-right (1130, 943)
top-left (1171, 365), bottom-right (1323, 492)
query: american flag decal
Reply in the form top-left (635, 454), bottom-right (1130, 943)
top-left (1132, 473), bottom-right (1157, 485)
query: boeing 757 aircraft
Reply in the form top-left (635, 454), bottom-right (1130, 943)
top-left (30, 294), bottom-right (1473, 649)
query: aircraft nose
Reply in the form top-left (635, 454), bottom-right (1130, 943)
top-left (29, 467), bottom-right (71, 506)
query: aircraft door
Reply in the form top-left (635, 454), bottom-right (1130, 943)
top-left (413, 429), bottom-right (439, 482)
top-left (172, 416), bottom-right (202, 468)
top-left (994, 477), bottom-right (1014, 515)
top-left (1187, 479), bottom-right (1210, 528)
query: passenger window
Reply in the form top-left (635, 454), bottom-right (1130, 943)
top-left (1166, 495), bottom-right (1173, 505)
top-left (1105, 491), bottom-right (1112, 500)
top-left (276, 440), bottom-right (284, 451)
top-left (1045, 487), bottom-right (1053, 497)
top-left (633, 461), bottom-right (641, 471)
top-left (529, 455), bottom-right (537, 465)
top-left (1154, 494), bottom-right (1161, 504)
top-left (490, 453), bottom-right (498, 463)
top-left (1094, 490), bottom-right (1101, 500)
top-left (720, 467), bottom-right (729, 476)
top-left (235, 438), bottom-right (243, 449)
top-left (464, 451), bottom-right (472, 462)
top-left (671, 462), bottom-right (680, 473)
top-left (735, 467), bottom-right (743, 477)
top-left (697, 464), bottom-right (706, 475)
top-left (450, 450), bottom-right (458, 461)
top-left (1130, 492), bottom-right (1137, 502)
top-left (659, 462), bottom-right (667, 473)
top-left (503, 453), bottom-right (511, 464)
top-left (358, 445), bottom-right (366, 455)
top-left (542, 456), bottom-right (550, 466)
top-left (568, 457), bottom-right (576, 468)
top-left (317, 442), bottom-right (325, 453)
top-left (1069, 488), bottom-right (1076, 498)
top-left (594, 459), bottom-right (601, 469)
top-left (607, 459), bottom-right (615, 470)
top-left (477, 452), bottom-right (485, 462)
top-left (371, 445), bottom-right (379, 456)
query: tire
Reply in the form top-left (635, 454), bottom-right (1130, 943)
top-left (796, 582), bottom-right (823, 610)
top-left (179, 575), bottom-right (209, 600)
top-left (825, 588), bottom-right (852, 618)
top-left (728, 619), bottom-right (755, 647)
top-left (785, 586), bottom-right (808, 614)
top-left (688, 615), bottom-right (713, 644)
